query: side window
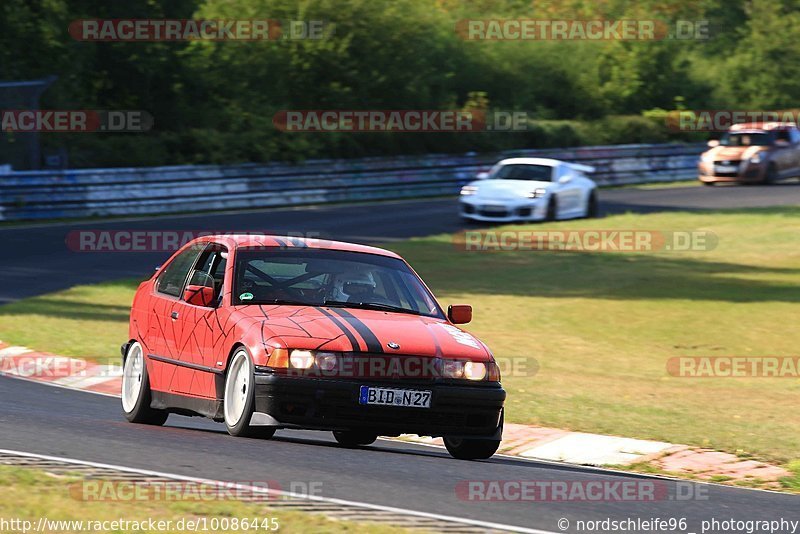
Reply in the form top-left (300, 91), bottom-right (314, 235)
top-left (790, 129), bottom-right (800, 145)
top-left (191, 244), bottom-right (229, 302)
top-left (157, 247), bottom-right (202, 297)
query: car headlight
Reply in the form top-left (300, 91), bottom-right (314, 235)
top-left (289, 349), bottom-right (315, 369)
top-left (749, 152), bottom-right (766, 164)
top-left (441, 359), bottom-right (494, 381)
top-left (463, 361), bottom-right (487, 380)
top-left (460, 186), bottom-right (478, 196)
top-left (316, 352), bottom-right (338, 371)
top-left (527, 188), bottom-right (547, 199)
top-left (441, 359), bottom-right (464, 379)
top-left (701, 152), bottom-right (715, 163)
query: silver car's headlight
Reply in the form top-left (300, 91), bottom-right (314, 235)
top-left (460, 186), bottom-right (478, 196)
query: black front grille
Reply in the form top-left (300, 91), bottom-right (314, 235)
top-left (478, 209), bottom-right (508, 218)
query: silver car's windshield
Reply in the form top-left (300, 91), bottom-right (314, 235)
top-left (490, 164), bottom-right (554, 181)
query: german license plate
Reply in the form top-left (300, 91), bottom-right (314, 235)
top-left (359, 386), bottom-right (431, 408)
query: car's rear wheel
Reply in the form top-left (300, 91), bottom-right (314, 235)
top-left (333, 431), bottom-right (378, 447)
top-left (444, 410), bottom-right (502, 460)
top-left (545, 196), bottom-right (558, 221)
top-left (121, 341), bottom-right (168, 426)
top-left (224, 348), bottom-right (276, 439)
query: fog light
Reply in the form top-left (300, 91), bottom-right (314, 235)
top-left (463, 361), bottom-right (487, 380)
top-left (289, 350), bottom-right (315, 369)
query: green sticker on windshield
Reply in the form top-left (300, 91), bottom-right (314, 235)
top-left (240, 292), bottom-right (254, 301)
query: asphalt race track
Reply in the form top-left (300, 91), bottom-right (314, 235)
top-left (2, 183), bottom-right (800, 304)
top-left (1, 183), bottom-right (800, 532)
top-left (1, 377), bottom-right (798, 533)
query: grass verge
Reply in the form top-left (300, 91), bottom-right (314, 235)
top-left (0, 466), bottom-right (408, 534)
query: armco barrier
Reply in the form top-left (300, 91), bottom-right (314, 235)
top-left (0, 143), bottom-right (703, 221)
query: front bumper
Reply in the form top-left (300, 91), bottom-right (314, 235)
top-left (698, 161), bottom-right (765, 183)
top-left (253, 373), bottom-right (506, 439)
top-left (460, 198), bottom-right (545, 222)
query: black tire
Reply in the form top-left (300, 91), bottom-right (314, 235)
top-left (224, 348), bottom-right (276, 439)
top-left (765, 163), bottom-right (779, 184)
top-left (121, 342), bottom-right (168, 426)
top-left (585, 191), bottom-right (598, 218)
top-left (333, 431), bottom-right (378, 447)
top-left (444, 410), bottom-right (503, 460)
top-left (444, 436), bottom-right (501, 460)
top-left (701, 181), bottom-right (716, 186)
top-left (545, 196), bottom-right (558, 221)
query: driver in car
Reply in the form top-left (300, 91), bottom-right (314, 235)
top-left (331, 271), bottom-right (380, 303)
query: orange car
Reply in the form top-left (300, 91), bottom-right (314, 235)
top-left (698, 122), bottom-right (800, 185)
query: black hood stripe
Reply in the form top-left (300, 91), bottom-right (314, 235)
top-left (329, 308), bottom-right (384, 353)
top-left (316, 307), bottom-right (359, 352)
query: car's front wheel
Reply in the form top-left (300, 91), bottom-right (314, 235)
top-left (765, 163), bottom-right (779, 184)
top-left (224, 348), bottom-right (276, 439)
top-left (585, 191), bottom-right (598, 218)
top-left (121, 341), bottom-right (168, 425)
top-left (444, 410), bottom-right (502, 460)
top-left (333, 431), bottom-right (378, 447)
top-left (545, 196), bottom-right (558, 221)
top-left (444, 436), bottom-right (501, 460)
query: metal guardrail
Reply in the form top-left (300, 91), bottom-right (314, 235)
top-left (0, 143), bottom-right (703, 221)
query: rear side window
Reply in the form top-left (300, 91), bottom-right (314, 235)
top-left (157, 247), bottom-right (202, 297)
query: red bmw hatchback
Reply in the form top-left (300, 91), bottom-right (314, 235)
top-left (122, 234), bottom-right (505, 459)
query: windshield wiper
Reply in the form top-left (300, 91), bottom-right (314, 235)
top-left (250, 298), bottom-right (308, 306)
top-left (322, 300), bottom-right (422, 316)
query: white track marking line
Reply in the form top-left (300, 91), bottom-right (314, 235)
top-left (0, 448), bottom-right (557, 534)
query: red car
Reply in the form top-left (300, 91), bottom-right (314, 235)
top-left (121, 235), bottom-right (505, 460)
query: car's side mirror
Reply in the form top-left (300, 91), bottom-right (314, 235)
top-left (558, 175), bottom-right (572, 184)
top-left (184, 270), bottom-right (216, 307)
top-left (184, 285), bottom-right (215, 307)
top-left (476, 172), bottom-right (489, 180)
top-left (707, 139), bottom-right (720, 148)
top-left (447, 304), bottom-right (472, 324)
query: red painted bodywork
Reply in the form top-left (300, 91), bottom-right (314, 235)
top-left (128, 235), bottom-right (495, 401)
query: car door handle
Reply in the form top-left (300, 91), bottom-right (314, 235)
top-left (171, 311), bottom-right (179, 320)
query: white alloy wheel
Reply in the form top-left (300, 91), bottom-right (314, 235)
top-left (224, 350), bottom-right (251, 427)
top-left (122, 342), bottom-right (145, 413)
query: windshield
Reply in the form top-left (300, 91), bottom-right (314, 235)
top-left (233, 248), bottom-right (442, 318)
top-left (490, 164), bottom-right (554, 181)
top-left (720, 132), bottom-right (774, 147)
